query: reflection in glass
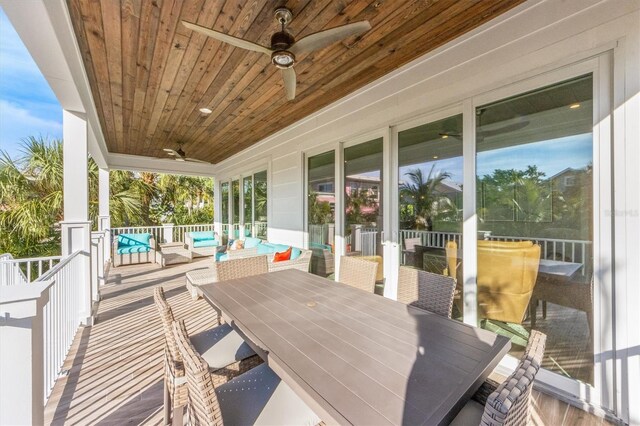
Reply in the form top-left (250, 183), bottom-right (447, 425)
top-left (243, 176), bottom-right (252, 236)
top-left (254, 171), bottom-right (268, 239)
top-left (475, 75), bottom-right (594, 384)
top-left (344, 138), bottom-right (383, 289)
top-left (308, 151), bottom-right (335, 277)
top-left (232, 180), bottom-right (240, 239)
top-left (221, 182), bottom-right (229, 239)
top-left (398, 115), bottom-right (463, 319)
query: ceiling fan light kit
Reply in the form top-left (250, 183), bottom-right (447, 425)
top-left (181, 7), bottom-right (371, 101)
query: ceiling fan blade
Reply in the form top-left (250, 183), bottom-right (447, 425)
top-left (290, 21), bottom-right (371, 55)
top-left (182, 21), bottom-right (272, 56)
top-left (163, 148), bottom-right (179, 156)
top-left (281, 67), bottom-right (296, 101)
top-left (186, 158), bottom-right (211, 164)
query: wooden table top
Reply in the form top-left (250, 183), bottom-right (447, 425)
top-left (200, 269), bottom-right (511, 426)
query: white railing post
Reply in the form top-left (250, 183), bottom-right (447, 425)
top-left (90, 232), bottom-right (104, 301)
top-left (0, 280), bottom-right (53, 426)
top-left (162, 223), bottom-right (174, 244)
top-left (98, 167), bottom-right (111, 264)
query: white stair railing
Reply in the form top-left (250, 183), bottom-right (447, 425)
top-left (35, 250), bottom-right (84, 400)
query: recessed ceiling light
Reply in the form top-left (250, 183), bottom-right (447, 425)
top-left (569, 103), bottom-right (581, 109)
top-left (433, 155), bottom-right (439, 159)
top-left (199, 107), bottom-right (212, 114)
top-left (441, 135), bottom-right (448, 139)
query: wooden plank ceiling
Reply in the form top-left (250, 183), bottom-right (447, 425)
top-left (68, 0), bottom-right (525, 164)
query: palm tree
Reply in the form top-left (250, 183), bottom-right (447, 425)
top-left (399, 165), bottom-right (455, 231)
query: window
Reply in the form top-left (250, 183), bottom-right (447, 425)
top-left (253, 171), bottom-right (268, 239)
top-left (475, 75), bottom-right (594, 384)
top-left (232, 179), bottom-right (240, 239)
top-left (308, 151), bottom-right (336, 277)
top-left (221, 181), bottom-right (229, 237)
top-left (398, 114), bottom-right (463, 318)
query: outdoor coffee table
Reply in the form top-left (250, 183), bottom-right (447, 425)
top-left (185, 268), bottom-right (216, 300)
top-left (156, 243), bottom-right (192, 267)
top-left (200, 269), bottom-right (511, 425)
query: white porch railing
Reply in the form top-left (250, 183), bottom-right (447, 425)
top-left (173, 223), bottom-right (215, 242)
top-left (398, 230), bottom-right (592, 274)
top-left (35, 250), bottom-right (84, 399)
top-left (0, 253), bottom-right (62, 285)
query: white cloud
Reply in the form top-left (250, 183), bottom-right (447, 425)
top-left (0, 100), bottom-right (62, 155)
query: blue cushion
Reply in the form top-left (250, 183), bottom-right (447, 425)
top-left (243, 237), bottom-right (261, 249)
top-left (217, 253), bottom-right (228, 262)
top-left (190, 231), bottom-right (215, 241)
top-left (118, 233), bottom-right (151, 247)
top-left (257, 244), bottom-right (276, 255)
top-left (117, 245), bottom-right (150, 255)
top-left (193, 240), bottom-right (219, 248)
top-left (290, 247), bottom-right (301, 260)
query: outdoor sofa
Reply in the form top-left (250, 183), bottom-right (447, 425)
top-left (113, 233), bottom-right (156, 267)
top-left (185, 231), bottom-right (221, 258)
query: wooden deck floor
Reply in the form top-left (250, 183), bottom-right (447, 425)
top-left (44, 259), bottom-right (611, 425)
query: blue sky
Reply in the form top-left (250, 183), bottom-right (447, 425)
top-left (399, 133), bottom-right (593, 186)
top-left (0, 7), bottom-right (62, 159)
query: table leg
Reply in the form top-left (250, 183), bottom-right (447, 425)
top-left (530, 299), bottom-right (537, 330)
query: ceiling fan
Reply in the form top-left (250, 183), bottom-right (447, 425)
top-left (181, 7), bottom-right (371, 101)
top-left (439, 109), bottom-right (529, 140)
top-left (163, 142), bottom-right (210, 164)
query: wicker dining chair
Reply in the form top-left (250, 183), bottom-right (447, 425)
top-left (338, 256), bottom-right (378, 293)
top-left (451, 330), bottom-right (547, 426)
top-left (153, 287), bottom-right (261, 425)
top-left (397, 266), bottom-right (457, 318)
top-left (186, 255), bottom-right (269, 301)
top-left (172, 319), bottom-right (322, 426)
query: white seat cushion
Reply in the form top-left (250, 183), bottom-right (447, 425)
top-left (190, 324), bottom-right (255, 370)
top-left (216, 363), bottom-right (321, 426)
top-left (449, 399), bottom-right (484, 426)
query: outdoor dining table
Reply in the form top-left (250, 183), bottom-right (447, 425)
top-left (200, 269), bottom-right (511, 426)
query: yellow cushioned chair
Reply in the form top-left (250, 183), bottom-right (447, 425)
top-left (477, 243), bottom-right (540, 324)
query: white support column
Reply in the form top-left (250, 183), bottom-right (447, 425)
top-left (98, 167), bottom-right (111, 263)
top-left (60, 110), bottom-right (92, 325)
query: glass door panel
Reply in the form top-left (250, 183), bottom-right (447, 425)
top-left (344, 138), bottom-right (384, 292)
top-left (221, 182), bottom-right (230, 242)
top-left (243, 176), bottom-right (253, 237)
top-left (254, 171), bottom-right (268, 239)
top-left (475, 74), bottom-right (594, 384)
top-left (398, 114), bottom-right (463, 319)
top-left (308, 151), bottom-right (336, 277)
top-left (232, 179), bottom-right (240, 239)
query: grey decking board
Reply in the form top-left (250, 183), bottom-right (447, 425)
top-left (200, 269), bottom-right (511, 426)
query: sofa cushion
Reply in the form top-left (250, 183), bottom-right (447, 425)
top-left (216, 252), bottom-right (228, 262)
top-left (309, 242), bottom-right (331, 251)
top-left (117, 245), bottom-right (151, 255)
top-left (193, 240), bottom-right (219, 248)
top-left (118, 233), bottom-right (151, 247)
top-left (190, 231), bottom-right (216, 241)
top-left (257, 243), bottom-right (276, 255)
top-left (243, 237), bottom-right (261, 249)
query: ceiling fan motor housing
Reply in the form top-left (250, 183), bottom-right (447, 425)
top-left (270, 31), bottom-right (296, 68)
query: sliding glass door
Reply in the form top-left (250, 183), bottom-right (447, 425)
top-left (398, 114), bottom-right (464, 319)
top-left (344, 138), bottom-right (384, 290)
top-left (475, 74), bottom-right (595, 384)
top-left (307, 150), bottom-right (336, 277)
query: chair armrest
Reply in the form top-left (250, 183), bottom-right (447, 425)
top-left (149, 237), bottom-right (156, 253)
top-left (472, 377), bottom-right (501, 406)
top-left (185, 234), bottom-right (193, 249)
